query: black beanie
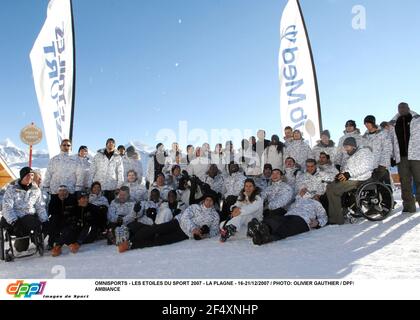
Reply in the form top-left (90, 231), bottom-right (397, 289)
top-left (19, 167), bottom-right (34, 180)
top-left (345, 120), bottom-right (356, 128)
top-left (364, 115), bottom-right (376, 125)
top-left (343, 137), bottom-right (357, 148)
top-left (320, 130), bottom-right (331, 139)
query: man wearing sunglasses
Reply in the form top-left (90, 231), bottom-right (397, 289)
top-left (43, 139), bottom-right (82, 201)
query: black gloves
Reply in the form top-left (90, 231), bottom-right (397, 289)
top-left (146, 208), bottom-right (157, 222)
top-left (173, 208), bottom-right (181, 217)
top-left (200, 225), bottom-right (210, 235)
top-left (343, 172), bottom-right (351, 180)
top-left (193, 225), bottom-right (210, 241)
top-left (133, 202), bottom-right (142, 213)
top-left (391, 158), bottom-right (397, 167)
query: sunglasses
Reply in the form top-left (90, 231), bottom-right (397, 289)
top-left (62, 144), bottom-right (71, 147)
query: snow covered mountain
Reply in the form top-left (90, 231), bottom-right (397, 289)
top-left (0, 139), bottom-right (49, 177)
top-left (0, 138), bottom-right (152, 177)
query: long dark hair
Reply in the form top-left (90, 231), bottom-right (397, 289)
top-left (270, 135), bottom-right (284, 154)
top-left (238, 178), bottom-right (260, 203)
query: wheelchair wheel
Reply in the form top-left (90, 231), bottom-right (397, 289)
top-left (356, 181), bottom-right (394, 221)
top-left (0, 228), bottom-right (4, 261)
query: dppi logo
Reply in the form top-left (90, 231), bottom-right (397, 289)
top-left (6, 280), bottom-right (46, 298)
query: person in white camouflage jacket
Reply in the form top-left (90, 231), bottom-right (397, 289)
top-left (123, 170), bottom-right (147, 203)
top-left (284, 130), bottom-right (313, 170)
top-left (116, 194), bottom-right (220, 252)
top-left (1, 167), bottom-right (48, 252)
top-left (312, 130), bottom-right (337, 163)
top-left (326, 137), bottom-right (374, 224)
top-left (389, 102), bottom-right (420, 212)
top-left (295, 159), bottom-right (329, 200)
top-left (248, 197), bottom-right (327, 246)
top-left (89, 138), bottom-right (124, 203)
top-left (261, 169), bottom-right (294, 216)
top-left (43, 139), bottom-right (83, 196)
top-left (335, 120), bottom-right (364, 170)
top-left (362, 115), bottom-right (392, 185)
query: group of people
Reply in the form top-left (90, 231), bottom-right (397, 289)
top-left (1, 102), bottom-right (419, 258)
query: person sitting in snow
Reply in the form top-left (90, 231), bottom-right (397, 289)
top-left (219, 178), bottom-right (263, 242)
top-left (51, 191), bottom-right (103, 256)
top-left (115, 194), bottom-right (220, 253)
top-left (247, 197), bottom-right (328, 246)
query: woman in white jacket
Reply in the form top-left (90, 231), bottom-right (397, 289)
top-left (220, 178), bottom-right (263, 242)
top-left (262, 134), bottom-right (285, 171)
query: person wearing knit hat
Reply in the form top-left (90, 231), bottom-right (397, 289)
top-left (363, 115), bottom-right (376, 126)
top-left (336, 120), bottom-right (363, 170)
top-left (326, 136), bottom-right (374, 224)
top-left (19, 166), bottom-right (34, 181)
top-left (313, 129), bottom-right (336, 163)
top-left (1, 167), bottom-right (48, 253)
top-left (363, 114), bottom-right (392, 185)
top-left (321, 130), bottom-right (331, 139)
top-left (345, 120), bottom-right (357, 128)
top-left (90, 138), bottom-right (124, 204)
top-left (343, 137), bottom-right (357, 148)
top-left (390, 102), bottom-right (420, 212)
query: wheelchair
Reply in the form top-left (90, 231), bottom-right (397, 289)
top-left (341, 179), bottom-right (394, 224)
top-left (0, 218), bottom-right (45, 262)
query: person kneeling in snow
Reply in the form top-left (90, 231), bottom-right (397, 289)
top-left (247, 197), bottom-right (327, 246)
top-left (51, 191), bottom-right (103, 256)
top-left (116, 194), bottom-right (220, 253)
top-left (219, 178), bottom-right (263, 242)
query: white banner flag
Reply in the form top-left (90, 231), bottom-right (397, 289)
top-left (279, 0), bottom-right (321, 147)
top-left (30, 0), bottom-right (75, 158)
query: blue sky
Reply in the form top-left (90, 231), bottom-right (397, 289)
top-left (1, 0), bottom-right (419, 154)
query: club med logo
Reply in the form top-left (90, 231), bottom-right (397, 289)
top-left (6, 280), bottom-right (46, 298)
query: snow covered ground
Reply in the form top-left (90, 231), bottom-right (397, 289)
top-left (1, 198), bottom-right (419, 280)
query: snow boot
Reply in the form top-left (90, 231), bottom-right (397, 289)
top-left (247, 218), bottom-right (260, 238)
top-left (220, 225), bottom-right (237, 242)
top-left (252, 222), bottom-right (272, 246)
top-left (115, 225), bottom-right (130, 246)
top-left (69, 243), bottom-right (80, 254)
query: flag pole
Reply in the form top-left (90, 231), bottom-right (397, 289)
top-left (296, 0), bottom-right (323, 133)
top-left (69, 0), bottom-right (76, 142)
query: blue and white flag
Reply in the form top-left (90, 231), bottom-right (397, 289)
top-left (30, 0), bottom-right (75, 158)
top-left (279, 0), bottom-right (322, 146)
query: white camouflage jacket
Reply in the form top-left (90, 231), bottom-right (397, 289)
top-left (284, 140), bottom-right (313, 169)
top-left (124, 200), bottom-right (162, 226)
top-left (284, 167), bottom-right (301, 188)
top-left (123, 181), bottom-right (148, 202)
top-left (223, 172), bottom-right (247, 197)
top-left (90, 150), bottom-right (124, 191)
top-left (342, 147), bottom-right (374, 181)
top-left (285, 198), bottom-right (328, 228)
top-left (336, 130), bottom-right (364, 168)
top-left (89, 193), bottom-right (109, 207)
top-left (389, 111), bottom-right (420, 161)
top-left (107, 198), bottom-right (135, 224)
top-left (362, 129), bottom-right (392, 168)
top-left (295, 170), bottom-right (328, 198)
top-left (175, 204), bottom-right (220, 238)
top-left (43, 152), bottom-right (82, 194)
top-left (261, 180), bottom-right (294, 210)
top-left (262, 145), bottom-right (284, 171)
top-left (202, 174), bottom-right (225, 195)
top-left (1, 181), bottom-right (48, 224)
top-left (122, 156), bottom-right (143, 183)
